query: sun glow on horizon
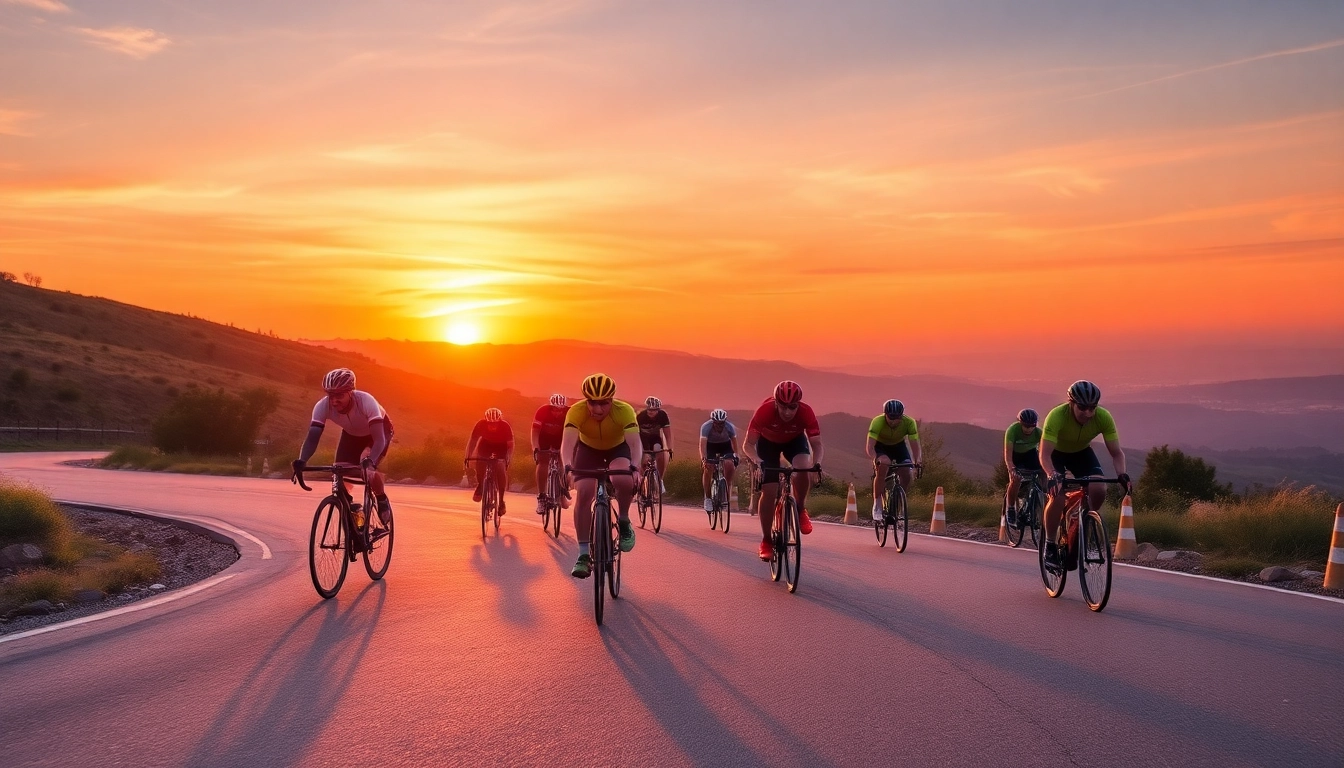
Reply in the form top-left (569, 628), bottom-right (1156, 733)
top-left (445, 318), bottom-right (484, 346)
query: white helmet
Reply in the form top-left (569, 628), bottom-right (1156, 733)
top-left (645, 396), bottom-right (662, 409)
top-left (484, 408), bottom-right (503, 422)
top-left (549, 393), bottom-right (567, 408)
top-left (710, 409), bottom-right (728, 422)
top-left (322, 368), bottom-right (356, 394)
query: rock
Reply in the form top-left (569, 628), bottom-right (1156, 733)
top-left (1259, 566), bottom-right (1298, 583)
top-left (14, 599), bottom-right (54, 616)
top-left (1299, 569), bottom-right (1324, 579)
top-left (0, 543), bottom-right (44, 567)
top-left (1157, 550), bottom-right (1203, 561)
top-left (397, 478), bottom-right (417, 485)
top-left (73, 589), bottom-right (105, 604)
top-left (423, 475), bottom-right (442, 486)
top-left (509, 482), bottom-right (524, 493)
top-left (1133, 543), bottom-right (1160, 562)
top-left (149, 583), bottom-right (167, 591)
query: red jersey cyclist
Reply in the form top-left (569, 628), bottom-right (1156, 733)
top-left (699, 409), bottom-right (741, 512)
top-left (562, 373), bottom-right (642, 578)
top-left (743, 380), bottom-right (823, 560)
top-left (532, 393), bottom-right (570, 515)
top-left (291, 368), bottom-right (394, 523)
top-left (865, 399), bottom-right (922, 521)
top-left (637, 396), bottom-right (672, 492)
top-left (465, 408), bottom-right (514, 516)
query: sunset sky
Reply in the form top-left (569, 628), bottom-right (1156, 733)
top-left (2, 1), bottom-right (1342, 376)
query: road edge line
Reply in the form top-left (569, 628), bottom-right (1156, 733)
top-left (55, 499), bottom-right (273, 560)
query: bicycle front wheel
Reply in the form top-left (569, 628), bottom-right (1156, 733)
top-left (364, 501), bottom-right (394, 580)
top-left (592, 500), bottom-right (609, 626)
top-left (892, 485), bottom-right (909, 553)
top-left (769, 506), bottom-right (784, 582)
top-left (1006, 493), bottom-right (1025, 548)
top-left (1027, 492), bottom-right (1043, 550)
top-left (309, 497), bottom-right (349, 599)
top-left (1079, 510), bottom-right (1113, 612)
top-left (607, 509), bottom-right (621, 599)
top-left (480, 480), bottom-right (492, 539)
top-left (782, 498), bottom-right (802, 593)
top-left (1039, 523), bottom-right (1067, 598)
top-left (719, 476), bottom-right (730, 534)
top-left (650, 469), bottom-right (663, 533)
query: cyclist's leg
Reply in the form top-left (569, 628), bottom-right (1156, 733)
top-left (755, 439), bottom-right (785, 540)
top-left (1043, 450), bottom-right (1071, 546)
top-left (889, 442), bottom-right (914, 492)
top-left (871, 454), bottom-right (888, 515)
top-left (534, 449), bottom-right (548, 508)
top-left (784, 436), bottom-right (813, 506)
top-left (654, 442), bottom-right (669, 481)
top-left (701, 461), bottom-right (714, 501)
top-left (334, 430), bottom-right (371, 499)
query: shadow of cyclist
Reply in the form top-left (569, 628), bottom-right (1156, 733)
top-left (468, 532), bottom-right (546, 628)
top-left (182, 580), bottom-right (387, 767)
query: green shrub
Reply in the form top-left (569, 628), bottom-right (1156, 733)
top-left (0, 479), bottom-right (73, 556)
top-left (1186, 487), bottom-right (1336, 563)
top-left (90, 552), bottom-right (160, 593)
top-left (1, 569), bottom-right (73, 611)
top-left (151, 387), bottom-right (279, 456)
top-left (1131, 509), bottom-right (1195, 549)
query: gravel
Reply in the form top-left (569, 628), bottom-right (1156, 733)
top-left (0, 505), bottom-right (239, 636)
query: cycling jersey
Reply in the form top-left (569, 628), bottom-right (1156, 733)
top-left (1041, 404), bottom-right (1118, 454)
top-left (1004, 422), bottom-right (1041, 454)
top-left (471, 419), bottom-right (513, 445)
top-left (700, 420), bottom-right (736, 445)
top-left (747, 398), bottom-right (820, 444)
top-left (637, 409), bottom-right (670, 440)
top-left (310, 391), bottom-right (386, 436)
top-left (565, 399), bottom-right (639, 450)
top-left (533, 404), bottom-right (568, 442)
top-left (868, 414), bottom-right (919, 446)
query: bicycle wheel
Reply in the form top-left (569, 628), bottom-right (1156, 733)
top-left (1079, 510), bottom-right (1113, 612)
top-left (719, 476), bottom-right (730, 534)
top-left (1025, 490), bottom-right (1042, 550)
top-left (782, 497), bottom-right (802, 593)
top-left (493, 483), bottom-right (501, 534)
top-left (874, 513), bottom-right (888, 547)
top-left (892, 485), bottom-right (909, 553)
top-left (480, 475), bottom-right (492, 539)
top-left (637, 481), bottom-right (648, 528)
top-left (607, 507), bottom-right (621, 600)
top-left (708, 475), bottom-right (718, 530)
top-left (364, 501), bottom-right (394, 580)
top-left (309, 497), bottom-right (349, 599)
top-left (769, 503), bottom-right (783, 582)
top-left (1006, 492), bottom-right (1025, 548)
top-left (592, 498), bottom-right (608, 626)
top-left (1039, 521), bottom-right (1067, 598)
top-left (650, 468), bottom-right (663, 534)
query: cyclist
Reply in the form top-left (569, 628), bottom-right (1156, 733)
top-left (699, 408), bottom-right (741, 512)
top-left (1038, 381), bottom-right (1131, 564)
top-left (465, 408), bottom-right (514, 516)
top-left (865, 399), bottom-right (922, 521)
top-left (637, 396), bottom-right (672, 492)
top-left (1004, 408), bottom-right (1043, 525)
top-left (562, 373), bottom-right (641, 578)
top-left (532, 394), bottom-right (570, 515)
top-left (743, 380), bottom-right (823, 560)
top-left (291, 368), bottom-right (394, 525)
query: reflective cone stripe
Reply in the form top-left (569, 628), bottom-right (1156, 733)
top-left (998, 510), bottom-right (1008, 543)
top-left (1325, 503), bottom-right (1344, 591)
top-left (1114, 494), bottom-right (1137, 559)
top-left (844, 483), bottom-right (858, 525)
top-left (930, 487), bottom-right (947, 534)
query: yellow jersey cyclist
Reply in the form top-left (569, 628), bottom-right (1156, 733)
top-left (1003, 408), bottom-right (1042, 525)
top-left (1038, 380), bottom-right (1132, 563)
top-left (637, 396), bottom-right (672, 493)
top-left (465, 408), bottom-right (514, 516)
top-left (291, 368), bottom-right (394, 526)
top-left (865, 399), bottom-right (922, 521)
top-left (562, 373), bottom-right (642, 578)
top-left (699, 409), bottom-right (742, 512)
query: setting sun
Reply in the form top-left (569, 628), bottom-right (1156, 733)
top-left (445, 318), bottom-right (484, 346)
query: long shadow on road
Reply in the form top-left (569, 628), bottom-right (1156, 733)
top-left (183, 581), bottom-right (387, 767)
top-left (468, 533), bottom-right (546, 628)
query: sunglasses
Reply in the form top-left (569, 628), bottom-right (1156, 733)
top-left (1072, 403), bottom-right (1097, 412)
top-left (775, 401), bottom-right (799, 411)
top-left (587, 398), bottom-right (613, 407)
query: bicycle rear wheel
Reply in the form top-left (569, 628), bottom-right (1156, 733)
top-left (607, 507), bottom-right (621, 599)
top-left (875, 485), bottom-right (889, 547)
top-left (1025, 491), bottom-right (1042, 550)
top-left (719, 476), bottom-right (731, 534)
top-left (309, 497), bottom-right (349, 599)
top-left (650, 468), bottom-right (663, 533)
top-left (593, 499), bottom-right (608, 626)
top-left (708, 476), bottom-right (718, 530)
top-left (480, 476), bottom-right (492, 539)
top-left (1079, 509), bottom-right (1113, 612)
top-left (782, 497), bottom-right (802, 593)
top-left (1039, 522), bottom-right (1067, 598)
top-left (892, 485), bottom-right (909, 553)
top-left (363, 501), bottom-right (394, 580)
top-left (769, 504), bottom-right (783, 582)
top-left (1005, 492), bottom-right (1025, 548)
top-left (493, 484), bottom-right (501, 534)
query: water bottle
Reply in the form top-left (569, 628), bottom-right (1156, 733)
top-left (352, 503), bottom-right (365, 530)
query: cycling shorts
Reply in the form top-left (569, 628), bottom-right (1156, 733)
top-left (755, 434), bottom-right (811, 485)
top-left (474, 440), bottom-right (508, 461)
top-left (335, 418), bottom-right (394, 466)
top-left (705, 442), bottom-right (735, 462)
top-left (572, 441), bottom-right (633, 473)
top-left (639, 433), bottom-right (665, 453)
top-left (535, 434), bottom-right (562, 454)
top-left (1050, 447), bottom-right (1102, 478)
top-left (1012, 451), bottom-right (1043, 472)
top-left (873, 441), bottom-right (911, 464)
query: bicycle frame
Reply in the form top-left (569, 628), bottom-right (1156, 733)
top-left (570, 466), bottom-right (636, 626)
top-left (765, 464), bottom-right (822, 593)
top-left (1040, 475), bottom-right (1127, 611)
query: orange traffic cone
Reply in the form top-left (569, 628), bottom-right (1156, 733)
top-left (1325, 503), bottom-right (1344, 591)
top-left (1114, 494), bottom-right (1137, 559)
top-left (262, 457), bottom-right (270, 476)
top-left (844, 483), bottom-right (858, 525)
top-left (930, 486), bottom-right (947, 534)
top-left (998, 509), bottom-right (1008, 543)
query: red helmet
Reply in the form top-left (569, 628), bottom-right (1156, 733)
top-left (773, 380), bottom-right (803, 405)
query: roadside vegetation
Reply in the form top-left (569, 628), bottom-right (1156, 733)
top-left (0, 479), bottom-right (160, 614)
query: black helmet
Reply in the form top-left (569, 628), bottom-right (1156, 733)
top-left (1067, 380), bottom-right (1101, 408)
top-left (1018, 408), bottom-right (1038, 426)
top-left (882, 399), bottom-right (904, 418)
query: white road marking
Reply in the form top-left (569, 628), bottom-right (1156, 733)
top-left (55, 500), bottom-right (273, 560)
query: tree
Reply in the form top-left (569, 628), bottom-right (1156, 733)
top-left (0, 271), bottom-right (14, 282)
top-left (151, 387), bottom-right (281, 455)
top-left (22, 272), bottom-right (41, 287)
top-left (1136, 445), bottom-right (1233, 511)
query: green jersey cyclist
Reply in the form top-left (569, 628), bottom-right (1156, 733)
top-left (865, 399), bottom-right (922, 521)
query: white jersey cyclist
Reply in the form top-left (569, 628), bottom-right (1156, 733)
top-left (310, 391), bottom-right (388, 438)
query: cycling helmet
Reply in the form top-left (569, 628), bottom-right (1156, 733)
top-left (484, 408), bottom-right (503, 422)
top-left (774, 380), bottom-right (803, 405)
top-left (322, 368), bottom-right (356, 394)
top-left (882, 399), bottom-right (904, 419)
top-left (1067, 380), bottom-right (1101, 407)
top-left (581, 373), bottom-right (617, 400)
top-left (549, 393), bottom-right (567, 408)
top-left (645, 396), bottom-right (662, 409)
top-left (710, 408), bottom-right (728, 422)
top-left (1018, 408), bottom-right (1039, 426)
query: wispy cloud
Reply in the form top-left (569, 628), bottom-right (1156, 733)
top-left (0, 109), bottom-right (38, 136)
top-left (1077, 37), bottom-right (1344, 100)
top-left (2, 0), bottom-right (70, 13)
top-left (76, 26), bottom-right (172, 59)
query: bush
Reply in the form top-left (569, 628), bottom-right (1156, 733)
top-left (1137, 445), bottom-right (1232, 511)
top-left (0, 479), bottom-right (74, 557)
top-left (151, 387), bottom-right (280, 456)
top-left (1186, 486), bottom-right (1336, 563)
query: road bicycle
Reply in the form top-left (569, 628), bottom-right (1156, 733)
top-left (636, 448), bottom-right (668, 533)
top-left (535, 448), bottom-right (567, 538)
top-left (293, 463), bottom-right (394, 599)
top-left (704, 456), bottom-right (735, 533)
top-left (763, 464), bottom-right (822, 594)
top-left (1040, 476), bottom-right (1128, 612)
top-left (467, 455), bottom-right (506, 538)
top-left (1004, 469), bottom-right (1045, 549)
top-left (874, 461), bottom-right (922, 551)
top-left (570, 466), bottom-right (635, 626)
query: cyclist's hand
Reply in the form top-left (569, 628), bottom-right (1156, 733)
top-left (291, 458), bottom-right (305, 476)
top-left (360, 457), bottom-right (376, 474)
top-left (1118, 472), bottom-right (1132, 493)
top-left (731, 454), bottom-right (740, 466)
top-left (1047, 472), bottom-right (1065, 494)
top-left (532, 449), bottom-right (539, 462)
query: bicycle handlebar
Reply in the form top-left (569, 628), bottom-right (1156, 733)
top-left (1057, 475), bottom-right (1129, 489)
top-left (567, 467), bottom-right (638, 480)
top-left (887, 461), bottom-right (923, 479)
top-left (291, 463), bottom-right (366, 492)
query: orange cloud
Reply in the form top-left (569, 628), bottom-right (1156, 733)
top-left (3, 0), bottom-right (70, 13)
top-left (76, 26), bottom-right (171, 59)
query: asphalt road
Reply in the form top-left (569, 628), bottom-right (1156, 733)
top-left (1, 452), bottom-right (1341, 767)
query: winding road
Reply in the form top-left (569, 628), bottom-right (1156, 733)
top-left (1, 452), bottom-right (1341, 767)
